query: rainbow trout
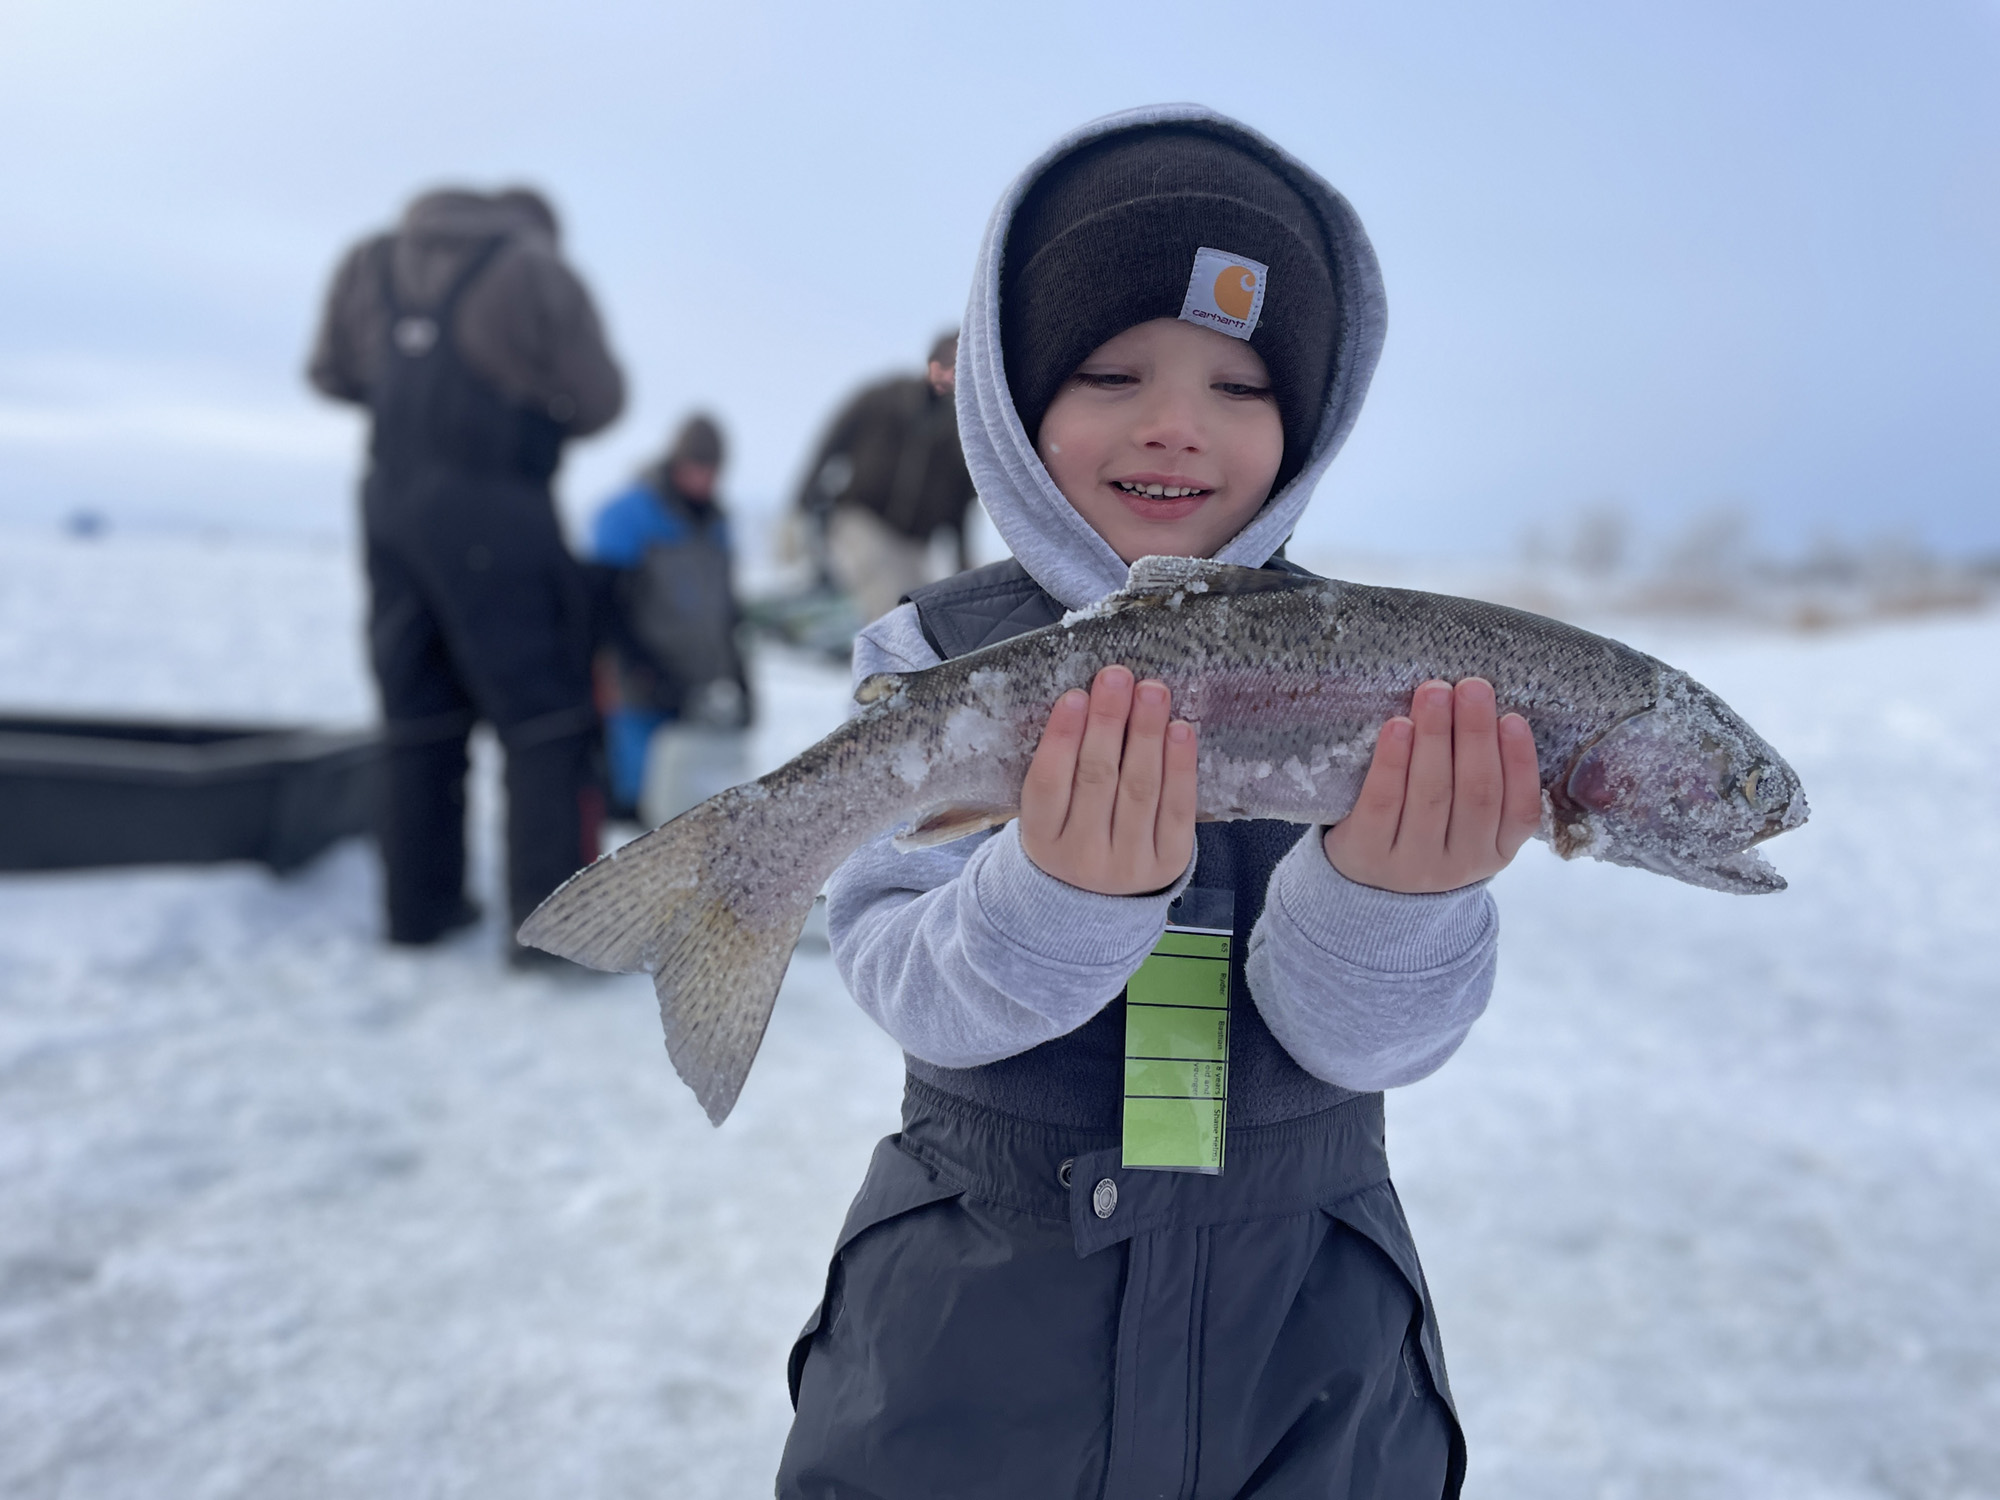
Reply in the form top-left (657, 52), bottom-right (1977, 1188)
top-left (522, 556), bottom-right (1808, 1122)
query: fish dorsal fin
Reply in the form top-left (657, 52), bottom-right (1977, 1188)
top-left (1063, 557), bottom-right (1314, 627)
top-left (1120, 556), bottom-right (1316, 600)
top-left (1128, 556), bottom-right (1312, 604)
top-left (1123, 555), bottom-right (1242, 594)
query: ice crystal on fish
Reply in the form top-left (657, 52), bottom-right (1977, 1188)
top-left (891, 740), bottom-right (930, 787)
top-left (942, 705), bottom-right (1014, 760)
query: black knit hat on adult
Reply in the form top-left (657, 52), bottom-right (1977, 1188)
top-left (666, 412), bottom-right (724, 469)
top-left (1001, 124), bottom-right (1341, 494)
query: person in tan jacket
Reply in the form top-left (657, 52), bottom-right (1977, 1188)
top-left (796, 331), bottom-right (977, 622)
top-left (308, 186), bottom-right (624, 963)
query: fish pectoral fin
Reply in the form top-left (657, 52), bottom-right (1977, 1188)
top-left (892, 803), bottom-right (1018, 850)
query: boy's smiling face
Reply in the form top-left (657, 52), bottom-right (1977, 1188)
top-left (1035, 317), bottom-right (1284, 564)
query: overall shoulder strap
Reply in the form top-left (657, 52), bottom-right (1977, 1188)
top-left (431, 236), bottom-right (508, 317)
top-left (372, 238), bottom-right (404, 318)
top-left (903, 558), bottom-right (1061, 660)
top-left (379, 235), bottom-right (508, 320)
top-left (1263, 550), bottom-right (1315, 578)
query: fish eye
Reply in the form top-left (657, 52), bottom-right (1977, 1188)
top-left (1740, 768), bottom-right (1765, 806)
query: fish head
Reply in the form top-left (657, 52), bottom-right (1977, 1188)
top-left (1555, 671), bottom-right (1809, 894)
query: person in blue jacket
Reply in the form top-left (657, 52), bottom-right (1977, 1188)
top-left (590, 414), bottom-right (751, 820)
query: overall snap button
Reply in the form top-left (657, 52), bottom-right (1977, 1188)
top-left (1057, 1158), bottom-right (1074, 1188)
top-left (1092, 1178), bottom-right (1118, 1219)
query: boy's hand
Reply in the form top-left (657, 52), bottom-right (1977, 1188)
top-left (1020, 665), bottom-right (1198, 896)
top-left (1323, 678), bottom-right (1542, 894)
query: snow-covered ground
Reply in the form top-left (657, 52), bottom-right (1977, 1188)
top-left (0, 528), bottom-right (1994, 1499)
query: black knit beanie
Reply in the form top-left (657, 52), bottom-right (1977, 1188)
top-left (666, 413), bottom-right (724, 469)
top-left (1002, 125), bottom-right (1340, 494)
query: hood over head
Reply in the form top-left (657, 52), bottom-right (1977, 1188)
top-left (957, 105), bottom-right (1386, 611)
top-left (398, 187), bottom-right (559, 247)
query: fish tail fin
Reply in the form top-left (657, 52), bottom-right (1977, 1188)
top-left (516, 782), bottom-right (827, 1125)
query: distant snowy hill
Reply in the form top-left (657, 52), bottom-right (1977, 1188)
top-left (0, 531), bottom-right (1994, 1498)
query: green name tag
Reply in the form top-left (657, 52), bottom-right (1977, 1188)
top-left (1123, 887), bottom-right (1234, 1175)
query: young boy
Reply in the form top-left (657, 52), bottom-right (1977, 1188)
top-left (778, 106), bottom-right (1541, 1500)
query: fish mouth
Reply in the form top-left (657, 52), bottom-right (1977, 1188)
top-left (1636, 844), bottom-right (1789, 894)
top-left (1741, 787), bottom-right (1810, 847)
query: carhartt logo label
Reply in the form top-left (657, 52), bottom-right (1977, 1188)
top-left (1179, 247), bottom-right (1267, 340)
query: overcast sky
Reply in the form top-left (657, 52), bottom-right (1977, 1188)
top-left (2, 0), bottom-right (1995, 560)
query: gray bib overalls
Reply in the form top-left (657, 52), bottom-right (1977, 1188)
top-left (779, 560), bottom-right (1464, 1500)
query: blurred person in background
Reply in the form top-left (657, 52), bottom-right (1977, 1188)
top-left (589, 414), bottom-right (752, 826)
top-left (797, 330), bottom-right (977, 622)
top-left (307, 185), bottom-right (624, 965)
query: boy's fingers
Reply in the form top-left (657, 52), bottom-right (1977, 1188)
top-left (1020, 689), bottom-right (1089, 842)
top-left (1397, 681), bottom-right (1456, 852)
top-left (1445, 678), bottom-right (1504, 855)
top-left (1111, 679), bottom-right (1171, 851)
top-left (1157, 719), bottom-right (1199, 863)
top-left (1067, 666), bottom-right (1135, 835)
top-left (1495, 713), bottom-right (1543, 858)
top-left (1338, 715), bottom-right (1414, 849)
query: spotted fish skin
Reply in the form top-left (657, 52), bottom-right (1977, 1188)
top-left (521, 556), bottom-right (1808, 1122)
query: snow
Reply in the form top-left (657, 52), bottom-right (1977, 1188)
top-left (1, 528), bottom-right (1995, 1498)
top-left (1400, 609), bottom-right (2000, 1497)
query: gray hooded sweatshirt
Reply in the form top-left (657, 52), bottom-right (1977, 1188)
top-left (824, 105), bottom-right (1497, 1106)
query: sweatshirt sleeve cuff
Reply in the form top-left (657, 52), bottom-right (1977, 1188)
top-left (1266, 832), bottom-right (1495, 974)
top-left (957, 823), bottom-right (1191, 980)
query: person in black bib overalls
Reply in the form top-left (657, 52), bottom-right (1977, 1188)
top-left (778, 110), bottom-right (1545, 1498)
top-left (307, 188), bottom-right (624, 956)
